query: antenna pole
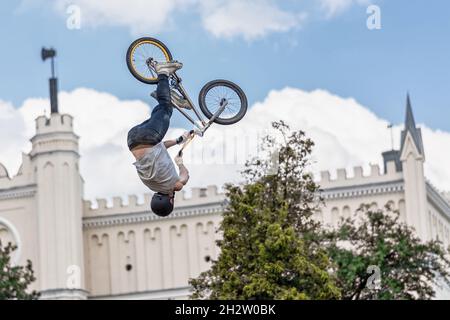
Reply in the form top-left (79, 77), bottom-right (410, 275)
top-left (51, 57), bottom-right (55, 78)
top-left (42, 47), bottom-right (59, 114)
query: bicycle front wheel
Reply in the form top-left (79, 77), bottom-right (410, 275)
top-left (198, 80), bottom-right (248, 125)
top-left (126, 37), bottom-right (172, 84)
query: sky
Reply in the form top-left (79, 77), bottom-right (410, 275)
top-left (1, 0), bottom-right (450, 202)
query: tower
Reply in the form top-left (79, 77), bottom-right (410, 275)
top-left (399, 94), bottom-right (429, 240)
top-left (29, 48), bottom-right (87, 299)
top-left (31, 112), bottom-right (87, 300)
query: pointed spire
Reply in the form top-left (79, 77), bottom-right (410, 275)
top-left (405, 93), bottom-right (416, 130)
top-left (400, 93), bottom-right (424, 156)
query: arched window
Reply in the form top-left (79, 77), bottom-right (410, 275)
top-left (343, 206), bottom-right (351, 220)
top-left (0, 218), bottom-right (21, 266)
top-left (331, 207), bottom-right (339, 227)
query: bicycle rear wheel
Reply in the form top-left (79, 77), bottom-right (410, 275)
top-left (198, 80), bottom-right (248, 125)
top-left (126, 37), bottom-right (173, 84)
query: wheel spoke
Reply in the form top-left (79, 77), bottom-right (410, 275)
top-left (204, 84), bottom-right (242, 120)
top-left (131, 41), bottom-right (169, 80)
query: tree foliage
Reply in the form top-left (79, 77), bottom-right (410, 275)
top-left (190, 120), bottom-right (450, 300)
top-left (190, 121), bottom-right (341, 299)
top-left (0, 241), bottom-right (39, 300)
top-left (322, 204), bottom-right (450, 300)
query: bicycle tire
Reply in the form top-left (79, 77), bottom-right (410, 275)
top-left (198, 80), bottom-right (248, 125)
top-left (126, 37), bottom-right (173, 85)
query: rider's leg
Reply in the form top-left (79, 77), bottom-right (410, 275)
top-left (145, 73), bottom-right (173, 136)
top-left (127, 74), bottom-right (173, 150)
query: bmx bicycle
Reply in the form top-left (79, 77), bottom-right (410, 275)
top-left (126, 37), bottom-right (248, 138)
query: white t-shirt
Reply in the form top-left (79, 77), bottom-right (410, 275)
top-left (133, 142), bottom-right (180, 194)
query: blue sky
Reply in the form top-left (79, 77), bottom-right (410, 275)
top-left (1, 0), bottom-right (450, 131)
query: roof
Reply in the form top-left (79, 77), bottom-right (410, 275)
top-left (400, 94), bottom-right (424, 155)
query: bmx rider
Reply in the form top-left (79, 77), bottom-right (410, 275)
top-left (127, 60), bottom-right (191, 217)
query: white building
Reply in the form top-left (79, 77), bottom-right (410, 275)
top-left (0, 95), bottom-right (449, 299)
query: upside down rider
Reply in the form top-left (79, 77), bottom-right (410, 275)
top-left (127, 60), bottom-right (192, 217)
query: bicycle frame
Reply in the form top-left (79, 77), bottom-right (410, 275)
top-left (170, 72), bottom-right (227, 137)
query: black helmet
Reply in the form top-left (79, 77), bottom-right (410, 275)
top-left (151, 192), bottom-right (174, 217)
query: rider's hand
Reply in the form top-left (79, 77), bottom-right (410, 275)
top-left (176, 131), bottom-right (191, 145)
top-left (174, 155), bottom-right (183, 166)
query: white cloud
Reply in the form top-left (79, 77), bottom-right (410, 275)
top-left (0, 100), bottom-right (28, 175)
top-left (17, 0), bottom-right (320, 40)
top-left (52, 0), bottom-right (193, 35)
top-left (201, 0), bottom-right (307, 40)
top-left (31, 0), bottom-right (306, 39)
top-left (1, 87), bottom-right (450, 205)
top-left (319, 0), bottom-right (370, 18)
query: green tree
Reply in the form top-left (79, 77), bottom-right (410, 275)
top-left (0, 241), bottom-right (39, 300)
top-left (323, 204), bottom-right (450, 300)
top-left (190, 121), bottom-right (341, 299)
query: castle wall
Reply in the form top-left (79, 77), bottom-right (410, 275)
top-left (316, 162), bottom-right (450, 246)
top-left (318, 191), bottom-right (406, 228)
top-left (2, 152), bottom-right (450, 299)
top-left (0, 188), bottom-right (41, 291)
top-left (82, 186), bottom-right (224, 298)
top-left (0, 150), bottom-right (40, 292)
top-left (1, 109), bottom-right (450, 299)
top-left (80, 161), bottom-right (450, 299)
top-left (428, 202), bottom-right (450, 247)
top-left (316, 163), bottom-right (406, 227)
top-left (427, 183), bottom-right (450, 248)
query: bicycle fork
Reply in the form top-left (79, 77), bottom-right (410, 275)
top-left (201, 98), bottom-right (227, 133)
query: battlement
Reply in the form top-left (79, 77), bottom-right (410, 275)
top-left (426, 180), bottom-right (450, 206)
top-left (317, 160), bottom-right (403, 189)
top-left (445, 192), bottom-right (450, 205)
top-left (35, 113), bottom-right (74, 135)
top-left (83, 185), bottom-right (225, 217)
top-left (31, 114), bottom-right (79, 156)
top-left (0, 153), bottom-right (35, 190)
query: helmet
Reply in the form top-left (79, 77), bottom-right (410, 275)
top-left (151, 192), bottom-right (174, 217)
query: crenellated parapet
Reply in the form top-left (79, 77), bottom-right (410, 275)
top-left (35, 113), bottom-right (74, 135)
top-left (445, 192), bottom-right (450, 205)
top-left (31, 114), bottom-right (79, 158)
top-left (426, 180), bottom-right (450, 208)
top-left (0, 153), bottom-right (35, 190)
top-left (317, 160), bottom-right (403, 189)
top-left (83, 185), bottom-right (225, 217)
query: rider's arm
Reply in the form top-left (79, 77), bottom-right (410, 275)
top-left (174, 164), bottom-right (189, 191)
top-left (164, 139), bottom-right (177, 149)
top-left (164, 131), bottom-right (190, 149)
